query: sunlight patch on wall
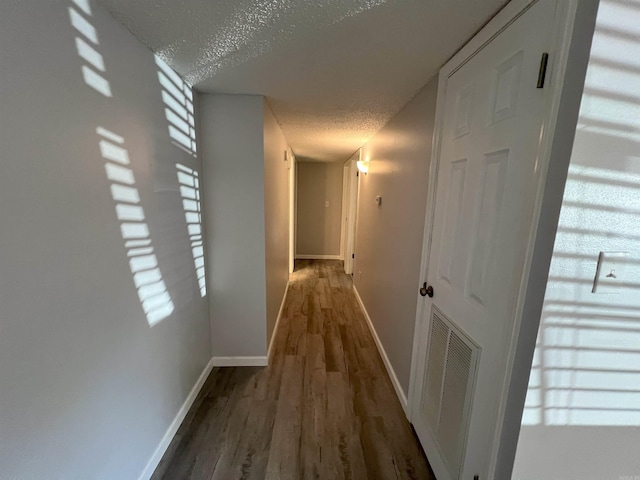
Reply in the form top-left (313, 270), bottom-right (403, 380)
top-left (68, 1), bottom-right (112, 97)
top-left (65, 0), bottom-right (176, 326)
top-left (577, 1), bottom-right (640, 143)
top-left (521, 168), bottom-right (640, 428)
top-left (521, 0), bottom-right (640, 428)
top-left (97, 127), bottom-right (175, 326)
top-left (155, 55), bottom-right (197, 156)
top-left (176, 163), bottom-right (206, 297)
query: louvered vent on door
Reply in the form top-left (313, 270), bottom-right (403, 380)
top-left (422, 313), bottom-right (448, 428)
top-left (420, 306), bottom-right (480, 480)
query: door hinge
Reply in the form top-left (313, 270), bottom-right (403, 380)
top-left (537, 52), bottom-right (549, 88)
top-left (352, 253), bottom-right (355, 259)
top-left (356, 171), bottom-right (359, 177)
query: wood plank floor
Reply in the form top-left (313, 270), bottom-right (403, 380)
top-left (152, 260), bottom-right (434, 480)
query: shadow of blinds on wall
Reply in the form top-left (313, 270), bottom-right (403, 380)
top-left (67, 0), bottom-right (175, 326)
top-left (176, 163), bottom-right (206, 297)
top-left (521, 1), bottom-right (640, 427)
top-left (155, 55), bottom-right (197, 157)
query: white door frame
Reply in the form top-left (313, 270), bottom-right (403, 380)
top-left (289, 151), bottom-right (297, 273)
top-left (407, 0), bottom-right (598, 478)
top-left (344, 151), bottom-right (361, 275)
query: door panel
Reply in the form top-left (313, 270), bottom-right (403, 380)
top-left (467, 149), bottom-right (509, 305)
top-left (411, 1), bottom-right (558, 479)
top-left (438, 158), bottom-right (468, 286)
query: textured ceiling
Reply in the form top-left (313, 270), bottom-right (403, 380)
top-left (98, 0), bottom-right (508, 162)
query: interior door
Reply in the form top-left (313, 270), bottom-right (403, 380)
top-left (344, 157), bottom-right (360, 275)
top-left (341, 163), bottom-right (349, 264)
top-left (411, 1), bottom-right (558, 479)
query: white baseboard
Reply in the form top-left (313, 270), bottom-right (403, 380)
top-left (211, 356), bottom-right (268, 367)
top-left (295, 254), bottom-right (342, 260)
top-left (138, 356), bottom-right (216, 480)
top-left (352, 285), bottom-right (409, 416)
top-left (268, 281), bottom-right (290, 361)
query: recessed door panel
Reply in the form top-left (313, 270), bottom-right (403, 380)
top-left (466, 149), bottom-right (509, 306)
top-left (438, 159), bottom-right (468, 286)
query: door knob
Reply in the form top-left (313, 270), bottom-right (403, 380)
top-left (419, 283), bottom-right (434, 298)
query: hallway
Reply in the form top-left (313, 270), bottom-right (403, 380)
top-left (152, 260), bottom-right (433, 479)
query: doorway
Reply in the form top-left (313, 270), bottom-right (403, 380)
top-left (343, 149), bottom-right (361, 275)
top-left (288, 150), bottom-right (297, 273)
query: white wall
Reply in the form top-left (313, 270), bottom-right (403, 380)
top-left (296, 162), bottom-right (344, 257)
top-left (263, 100), bottom-right (291, 344)
top-left (199, 94), bottom-right (268, 358)
top-left (0, 2), bottom-right (211, 479)
top-left (200, 95), bottom-right (292, 357)
top-left (353, 77), bottom-right (438, 395)
top-left (513, 2), bottom-right (640, 478)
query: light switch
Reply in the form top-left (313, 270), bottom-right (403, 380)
top-left (592, 252), bottom-right (629, 294)
top-left (325, 201), bottom-right (330, 208)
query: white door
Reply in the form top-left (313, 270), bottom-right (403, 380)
top-left (344, 156), bottom-right (360, 275)
top-left (340, 163), bottom-right (349, 263)
top-left (411, 1), bottom-right (558, 479)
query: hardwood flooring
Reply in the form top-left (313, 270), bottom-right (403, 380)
top-left (152, 260), bottom-right (433, 480)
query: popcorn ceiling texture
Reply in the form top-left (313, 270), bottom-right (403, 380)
top-left (98, 0), bottom-right (507, 162)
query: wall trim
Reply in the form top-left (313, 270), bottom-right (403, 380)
top-left (295, 254), bottom-right (342, 260)
top-left (268, 281), bottom-right (290, 361)
top-left (137, 356), bottom-right (216, 480)
top-left (353, 285), bottom-right (409, 416)
top-left (211, 356), bottom-right (269, 367)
